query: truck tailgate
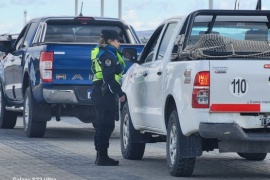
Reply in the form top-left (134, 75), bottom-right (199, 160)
top-left (51, 44), bottom-right (144, 85)
top-left (53, 44), bottom-right (93, 85)
top-left (209, 60), bottom-right (270, 113)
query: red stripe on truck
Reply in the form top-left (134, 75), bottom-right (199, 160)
top-left (210, 104), bottom-right (260, 112)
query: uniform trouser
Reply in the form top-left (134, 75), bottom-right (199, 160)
top-left (91, 84), bottom-right (116, 151)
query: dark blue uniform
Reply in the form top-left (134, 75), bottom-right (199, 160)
top-left (91, 44), bottom-right (124, 153)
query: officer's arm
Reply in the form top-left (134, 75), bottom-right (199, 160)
top-left (100, 54), bottom-right (125, 98)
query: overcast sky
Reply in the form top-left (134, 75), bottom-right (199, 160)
top-left (0, 0), bottom-right (270, 34)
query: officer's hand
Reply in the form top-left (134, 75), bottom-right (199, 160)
top-left (119, 95), bottom-right (125, 102)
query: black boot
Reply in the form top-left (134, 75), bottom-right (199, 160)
top-left (95, 150), bottom-right (119, 166)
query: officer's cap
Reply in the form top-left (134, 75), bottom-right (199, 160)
top-left (101, 30), bottom-right (123, 41)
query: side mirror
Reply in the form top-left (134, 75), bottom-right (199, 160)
top-left (122, 48), bottom-right (138, 62)
top-left (171, 45), bottom-right (180, 61)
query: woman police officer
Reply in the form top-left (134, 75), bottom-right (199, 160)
top-left (90, 30), bottom-right (125, 166)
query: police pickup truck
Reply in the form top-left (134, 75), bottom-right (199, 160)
top-left (0, 16), bottom-right (144, 137)
top-left (120, 9), bottom-right (270, 177)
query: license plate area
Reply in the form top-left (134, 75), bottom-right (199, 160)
top-left (261, 116), bottom-right (270, 128)
top-left (87, 89), bottom-right (91, 99)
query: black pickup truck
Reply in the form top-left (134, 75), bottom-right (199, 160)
top-left (0, 16), bottom-right (144, 137)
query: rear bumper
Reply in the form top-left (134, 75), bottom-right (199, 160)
top-left (43, 89), bottom-right (78, 103)
top-left (199, 122), bottom-right (270, 152)
top-left (42, 86), bottom-right (93, 105)
top-left (199, 122), bottom-right (270, 141)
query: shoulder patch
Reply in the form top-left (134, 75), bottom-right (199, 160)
top-left (105, 59), bottom-right (112, 67)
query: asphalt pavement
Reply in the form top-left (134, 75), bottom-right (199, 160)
top-left (0, 116), bottom-right (269, 180)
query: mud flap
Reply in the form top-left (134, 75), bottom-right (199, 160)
top-left (178, 134), bottom-right (203, 157)
top-left (34, 103), bottom-right (52, 122)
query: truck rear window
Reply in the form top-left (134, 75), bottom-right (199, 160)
top-left (191, 21), bottom-right (269, 43)
top-left (44, 21), bottom-right (128, 43)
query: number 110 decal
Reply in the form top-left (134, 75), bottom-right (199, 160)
top-left (229, 77), bottom-right (249, 97)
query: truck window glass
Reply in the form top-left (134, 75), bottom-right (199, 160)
top-left (15, 26), bottom-right (28, 50)
top-left (142, 25), bottom-right (164, 63)
top-left (190, 21), bottom-right (269, 45)
top-left (186, 17), bottom-right (270, 60)
top-left (44, 21), bottom-right (127, 43)
top-left (23, 22), bottom-right (38, 48)
top-left (156, 22), bottom-right (177, 61)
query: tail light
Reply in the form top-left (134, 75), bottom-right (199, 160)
top-left (192, 71), bottom-right (210, 108)
top-left (40, 52), bottom-right (53, 83)
top-left (74, 17), bottom-right (95, 24)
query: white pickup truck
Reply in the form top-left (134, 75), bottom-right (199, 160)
top-left (120, 9), bottom-right (270, 177)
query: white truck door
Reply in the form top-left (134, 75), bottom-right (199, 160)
top-left (143, 22), bottom-right (178, 130)
top-left (209, 60), bottom-right (270, 113)
top-left (127, 63), bottom-right (150, 126)
top-left (130, 24), bottom-right (165, 128)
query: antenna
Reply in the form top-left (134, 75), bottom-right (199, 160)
top-left (79, 2), bottom-right (83, 16)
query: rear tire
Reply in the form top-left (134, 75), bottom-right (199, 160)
top-left (0, 84), bottom-right (17, 129)
top-left (167, 109), bottom-right (196, 177)
top-left (120, 102), bottom-right (145, 160)
top-left (237, 153), bottom-right (267, 161)
top-left (23, 88), bottom-right (47, 137)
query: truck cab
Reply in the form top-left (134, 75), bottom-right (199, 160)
top-left (120, 9), bottom-right (270, 177)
